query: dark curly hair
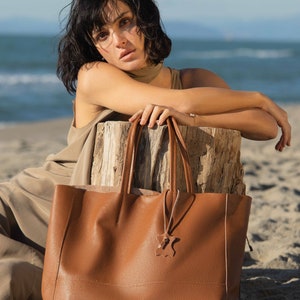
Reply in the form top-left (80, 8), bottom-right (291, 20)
top-left (57, 0), bottom-right (172, 94)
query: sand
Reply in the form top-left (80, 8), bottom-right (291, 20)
top-left (0, 105), bottom-right (299, 299)
top-left (240, 105), bottom-right (300, 299)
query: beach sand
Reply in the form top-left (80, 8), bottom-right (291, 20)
top-left (0, 105), bottom-right (299, 299)
top-left (240, 105), bottom-right (300, 299)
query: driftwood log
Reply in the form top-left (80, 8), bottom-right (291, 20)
top-left (91, 121), bottom-right (245, 195)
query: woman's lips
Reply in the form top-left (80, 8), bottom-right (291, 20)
top-left (120, 49), bottom-right (135, 60)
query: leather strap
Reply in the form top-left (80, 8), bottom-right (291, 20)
top-left (168, 118), bottom-right (194, 193)
top-left (120, 117), bottom-right (194, 194)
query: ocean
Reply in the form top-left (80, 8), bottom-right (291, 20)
top-left (0, 34), bottom-right (299, 125)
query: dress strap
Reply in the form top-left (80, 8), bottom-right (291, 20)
top-left (169, 68), bottom-right (183, 90)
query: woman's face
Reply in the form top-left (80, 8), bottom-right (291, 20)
top-left (92, 1), bottom-right (148, 71)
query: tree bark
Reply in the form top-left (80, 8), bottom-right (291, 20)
top-left (91, 121), bottom-right (245, 195)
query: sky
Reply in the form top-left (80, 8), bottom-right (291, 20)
top-left (1, 0), bottom-right (300, 24)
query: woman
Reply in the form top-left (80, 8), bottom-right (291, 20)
top-left (58, 0), bottom-right (290, 150)
top-left (0, 0), bottom-right (291, 298)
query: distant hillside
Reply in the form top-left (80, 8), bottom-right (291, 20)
top-left (212, 16), bottom-right (300, 41)
top-left (164, 16), bottom-right (300, 41)
top-left (0, 18), bottom-right (223, 39)
top-left (163, 21), bottom-right (223, 39)
top-left (0, 16), bottom-right (299, 41)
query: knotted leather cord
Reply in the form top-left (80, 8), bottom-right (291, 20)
top-left (155, 190), bottom-right (182, 257)
top-left (163, 190), bottom-right (181, 235)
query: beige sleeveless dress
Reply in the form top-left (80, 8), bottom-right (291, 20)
top-left (0, 68), bottom-right (182, 299)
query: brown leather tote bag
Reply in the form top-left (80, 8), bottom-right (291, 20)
top-left (42, 118), bottom-right (251, 300)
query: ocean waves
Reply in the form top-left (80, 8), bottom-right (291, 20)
top-left (1, 35), bottom-right (299, 123)
top-left (178, 48), bottom-right (295, 60)
top-left (0, 73), bottom-right (59, 86)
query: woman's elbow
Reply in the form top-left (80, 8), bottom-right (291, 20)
top-left (242, 110), bottom-right (279, 141)
top-left (261, 112), bottom-right (279, 140)
top-left (266, 121), bottom-right (279, 140)
top-left (242, 127), bottom-right (278, 141)
top-left (259, 125), bottom-right (278, 140)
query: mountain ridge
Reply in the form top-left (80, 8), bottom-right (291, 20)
top-left (0, 16), bottom-right (299, 41)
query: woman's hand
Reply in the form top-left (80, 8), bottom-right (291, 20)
top-left (260, 95), bottom-right (291, 151)
top-left (129, 104), bottom-right (194, 127)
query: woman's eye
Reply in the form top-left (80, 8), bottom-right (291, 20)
top-left (120, 18), bottom-right (132, 28)
top-left (96, 31), bottom-right (108, 42)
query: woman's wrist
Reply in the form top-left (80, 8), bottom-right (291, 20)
top-left (253, 91), bottom-right (270, 112)
top-left (188, 113), bottom-right (207, 127)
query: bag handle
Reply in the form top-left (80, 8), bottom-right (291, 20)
top-left (168, 118), bottom-right (194, 193)
top-left (120, 117), bottom-right (194, 195)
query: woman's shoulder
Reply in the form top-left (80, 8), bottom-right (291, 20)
top-left (78, 62), bottom-right (128, 84)
top-left (77, 61), bottom-right (136, 100)
top-left (179, 67), bottom-right (229, 89)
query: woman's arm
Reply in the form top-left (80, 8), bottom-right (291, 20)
top-left (179, 68), bottom-right (290, 151)
top-left (179, 68), bottom-right (290, 150)
top-left (77, 62), bottom-right (269, 115)
top-left (129, 69), bottom-right (289, 150)
top-left (130, 105), bottom-right (278, 140)
top-left (77, 62), bottom-right (291, 150)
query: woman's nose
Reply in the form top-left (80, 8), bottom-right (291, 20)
top-left (112, 31), bottom-right (127, 47)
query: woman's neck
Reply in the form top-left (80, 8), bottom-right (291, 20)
top-left (125, 63), bottom-right (163, 84)
top-left (125, 63), bottom-right (171, 88)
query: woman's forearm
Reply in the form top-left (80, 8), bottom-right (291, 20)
top-left (178, 87), bottom-right (290, 149)
top-left (133, 104), bottom-right (278, 141)
top-left (191, 108), bottom-right (278, 141)
top-left (179, 87), bottom-right (267, 115)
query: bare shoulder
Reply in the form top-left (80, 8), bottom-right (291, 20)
top-left (180, 68), bottom-right (229, 89)
top-left (78, 62), bottom-right (129, 91)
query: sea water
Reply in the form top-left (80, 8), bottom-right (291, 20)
top-left (0, 34), bottom-right (299, 125)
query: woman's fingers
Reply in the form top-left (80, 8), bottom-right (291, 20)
top-left (139, 104), bottom-right (156, 126)
top-left (128, 110), bottom-right (143, 122)
top-left (270, 105), bottom-right (292, 150)
top-left (275, 135), bottom-right (285, 152)
top-left (274, 118), bottom-right (292, 151)
top-left (148, 105), bottom-right (168, 127)
top-left (130, 104), bottom-right (182, 127)
top-left (129, 104), bottom-right (158, 125)
top-left (264, 99), bottom-right (291, 151)
top-left (135, 104), bottom-right (171, 127)
top-left (130, 104), bottom-right (194, 129)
